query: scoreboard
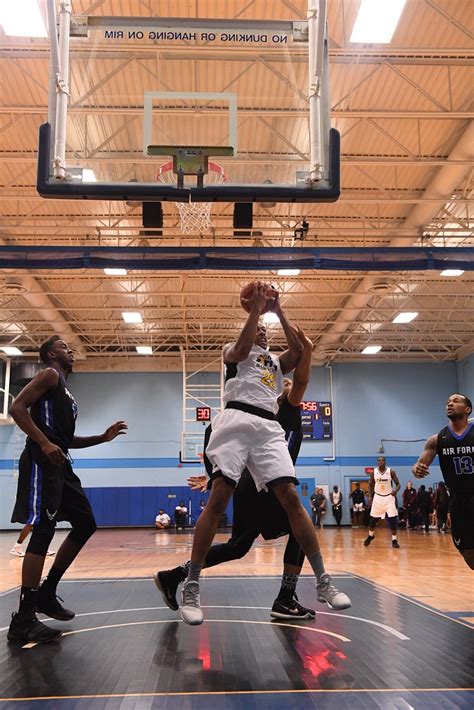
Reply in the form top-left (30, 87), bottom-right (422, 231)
top-left (300, 401), bottom-right (333, 440)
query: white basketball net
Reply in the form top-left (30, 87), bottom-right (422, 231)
top-left (156, 162), bottom-right (226, 234)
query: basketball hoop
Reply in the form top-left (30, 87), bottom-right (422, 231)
top-left (156, 161), bottom-right (226, 234)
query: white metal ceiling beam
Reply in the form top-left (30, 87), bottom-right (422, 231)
top-left (313, 120), bottom-right (474, 360)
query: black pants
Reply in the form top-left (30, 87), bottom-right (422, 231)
top-left (406, 505), bottom-right (416, 529)
top-left (437, 506), bottom-right (448, 530)
top-left (204, 470), bottom-right (305, 570)
top-left (419, 508), bottom-right (430, 532)
top-left (332, 505), bottom-right (342, 526)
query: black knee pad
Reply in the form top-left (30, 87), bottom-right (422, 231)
top-left (388, 516), bottom-right (398, 531)
top-left (67, 516), bottom-right (97, 547)
top-left (26, 518), bottom-right (56, 556)
top-left (369, 516), bottom-right (379, 529)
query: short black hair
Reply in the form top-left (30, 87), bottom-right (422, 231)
top-left (39, 335), bottom-right (61, 364)
top-left (461, 394), bottom-right (472, 413)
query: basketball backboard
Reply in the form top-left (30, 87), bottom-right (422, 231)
top-left (38, 2), bottom-right (339, 207)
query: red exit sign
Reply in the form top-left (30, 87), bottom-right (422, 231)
top-left (365, 467), bottom-right (374, 474)
top-left (196, 407), bottom-right (211, 422)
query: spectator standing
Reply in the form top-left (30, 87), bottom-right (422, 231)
top-left (350, 483), bottom-right (365, 527)
top-left (415, 485), bottom-right (432, 533)
top-left (402, 481), bottom-right (417, 530)
top-left (434, 482), bottom-right (450, 533)
top-left (330, 486), bottom-right (343, 527)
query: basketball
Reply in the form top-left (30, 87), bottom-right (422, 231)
top-left (240, 282), bottom-right (278, 314)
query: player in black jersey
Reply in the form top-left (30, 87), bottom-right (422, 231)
top-left (154, 329), bottom-right (351, 618)
top-left (413, 393), bottom-right (474, 569)
top-left (7, 336), bottom-right (127, 644)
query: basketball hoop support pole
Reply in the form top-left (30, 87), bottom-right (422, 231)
top-left (308, 0), bottom-right (326, 183)
top-left (51, 0), bottom-right (72, 180)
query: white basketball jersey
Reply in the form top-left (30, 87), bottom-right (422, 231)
top-left (374, 467), bottom-right (392, 496)
top-left (223, 345), bottom-right (283, 414)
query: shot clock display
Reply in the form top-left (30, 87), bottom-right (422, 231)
top-left (196, 406), bottom-right (211, 422)
top-left (300, 401), bottom-right (333, 440)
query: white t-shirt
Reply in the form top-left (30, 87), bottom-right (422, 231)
top-left (155, 513), bottom-right (170, 525)
top-left (223, 345), bottom-right (283, 414)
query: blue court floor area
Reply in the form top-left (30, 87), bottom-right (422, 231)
top-left (1, 575), bottom-right (473, 709)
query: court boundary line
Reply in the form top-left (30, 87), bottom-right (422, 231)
top-left (352, 573), bottom-right (474, 631)
top-left (21, 618), bottom-right (351, 649)
top-left (0, 603), bottom-right (409, 640)
top-left (1, 688), bottom-right (473, 702)
top-left (0, 574), bottom-right (354, 597)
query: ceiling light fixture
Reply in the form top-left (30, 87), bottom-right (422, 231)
top-left (277, 269), bottom-right (301, 276)
top-left (262, 312), bottom-right (280, 325)
top-left (440, 269), bottom-right (464, 277)
top-left (0, 1), bottom-right (48, 38)
top-left (392, 312), bottom-right (418, 324)
top-left (350, 0), bottom-right (407, 44)
top-left (361, 345), bottom-right (382, 355)
top-left (1, 346), bottom-right (23, 356)
top-left (122, 312), bottom-right (142, 324)
top-left (136, 346), bottom-right (152, 355)
top-left (104, 268), bottom-right (128, 276)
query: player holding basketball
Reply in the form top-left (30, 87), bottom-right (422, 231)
top-left (413, 393), bottom-right (474, 569)
top-left (363, 457), bottom-right (401, 548)
top-left (7, 336), bottom-right (127, 644)
top-left (180, 282), bottom-right (350, 625)
top-left (155, 331), bottom-right (351, 619)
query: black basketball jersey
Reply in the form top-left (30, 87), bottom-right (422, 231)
top-left (436, 423), bottom-right (474, 494)
top-left (277, 395), bottom-right (303, 464)
top-left (29, 371), bottom-right (78, 452)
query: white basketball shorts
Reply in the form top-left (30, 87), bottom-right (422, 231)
top-left (205, 408), bottom-right (296, 492)
top-left (370, 493), bottom-right (398, 519)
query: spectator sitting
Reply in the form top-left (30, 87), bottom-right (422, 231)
top-left (175, 501), bottom-right (188, 530)
top-left (155, 509), bottom-right (171, 530)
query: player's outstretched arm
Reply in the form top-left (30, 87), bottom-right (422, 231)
top-left (287, 326), bottom-right (313, 406)
top-left (71, 421), bottom-right (128, 448)
top-left (273, 298), bottom-right (303, 374)
top-left (224, 283), bottom-right (270, 363)
top-left (412, 434), bottom-right (437, 478)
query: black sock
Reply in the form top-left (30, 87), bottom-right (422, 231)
top-left (277, 571), bottom-right (299, 601)
top-left (40, 565), bottom-right (64, 594)
top-left (18, 586), bottom-right (38, 618)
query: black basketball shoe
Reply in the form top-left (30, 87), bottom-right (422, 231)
top-left (364, 535), bottom-right (374, 547)
top-left (270, 594), bottom-right (316, 620)
top-left (7, 613), bottom-right (62, 645)
top-left (392, 539), bottom-right (400, 548)
top-left (153, 569), bottom-right (183, 611)
top-left (36, 586), bottom-right (75, 621)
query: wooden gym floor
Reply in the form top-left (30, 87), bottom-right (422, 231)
top-left (0, 527), bottom-right (473, 709)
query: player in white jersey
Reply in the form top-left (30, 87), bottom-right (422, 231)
top-left (364, 456), bottom-right (401, 548)
top-left (181, 283), bottom-right (351, 625)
